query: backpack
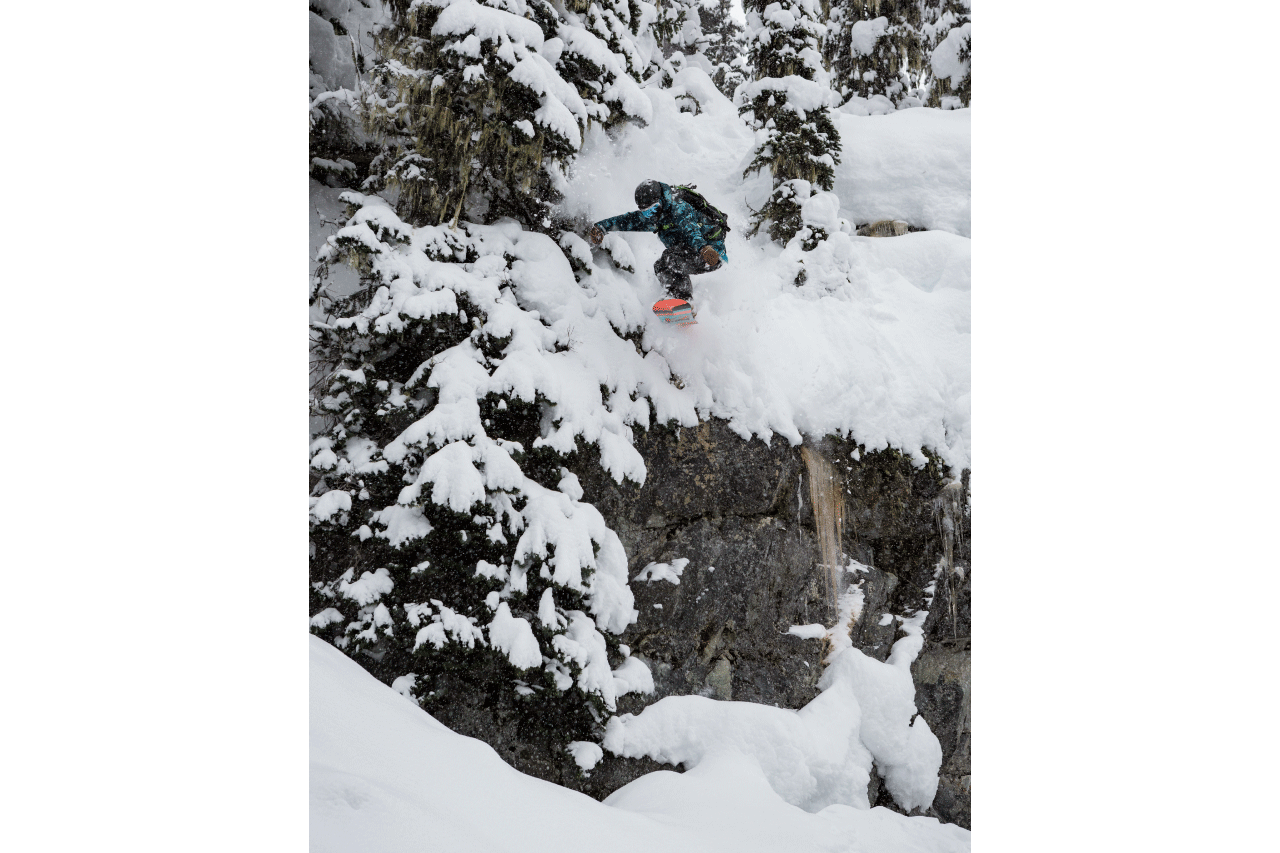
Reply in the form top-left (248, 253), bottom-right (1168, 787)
top-left (673, 184), bottom-right (731, 241)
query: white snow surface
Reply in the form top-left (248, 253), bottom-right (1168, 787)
top-left (309, 13), bottom-right (357, 94)
top-left (311, 635), bottom-right (970, 853)
top-left (309, 488), bottom-right (350, 522)
top-left (560, 69), bottom-right (970, 468)
top-left (831, 107), bottom-right (971, 238)
top-left (308, 0), bottom-right (386, 113)
top-left (739, 73), bottom-right (836, 114)
top-left (612, 653), bottom-right (656, 697)
top-left (787, 623), bottom-right (829, 639)
top-left (335, 568), bottom-right (394, 607)
top-left (567, 740), bottom-right (604, 771)
top-left (634, 557), bottom-right (690, 584)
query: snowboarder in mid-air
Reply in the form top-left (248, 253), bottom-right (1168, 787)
top-left (588, 180), bottom-right (729, 325)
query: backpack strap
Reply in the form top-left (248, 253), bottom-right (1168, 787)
top-left (674, 185), bottom-right (731, 238)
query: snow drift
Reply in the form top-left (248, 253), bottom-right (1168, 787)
top-left (310, 635), bottom-right (971, 853)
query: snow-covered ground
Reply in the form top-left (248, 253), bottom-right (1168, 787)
top-left (312, 635), bottom-right (970, 853)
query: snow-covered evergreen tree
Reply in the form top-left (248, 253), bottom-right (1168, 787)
top-left (700, 0), bottom-right (749, 98)
top-left (824, 0), bottom-right (923, 107)
top-left (951, 39), bottom-right (970, 105)
top-left (570, 0), bottom-right (649, 81)
top-left (631, 0), bottom-right (715, 89)
top-left (308, 195), bottom-right (648, 754)
top-left (309, 0), bottom-right (658, 761)
top-left (821, 0), bottom-right (855, 101)
top-left (895, 9), bottom-right (929, 107)
top-left (358, 0), bottom-right (645, 232)
top-left (551, 0), bottom-right (653, 133)
top-left (854, 12), bottom-right (917, 104)
top-left (652, 0), bottom-right (709, 59)
top-left (921, 0), bottom-right (969, 108)
top-left (356, 0), bottom-right (579, 229)
top-left (738, 0), bottom-right (841, 246)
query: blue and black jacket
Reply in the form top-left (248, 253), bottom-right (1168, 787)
top-left (593, 182), bottom-right (728, 264)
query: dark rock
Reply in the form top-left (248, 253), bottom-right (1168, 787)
top-left (617, 514), bottom-right (829, 710)
top-left (913, 642), bottom-right (971, 828)
top-left (431, 418), bottom-right (972, 828)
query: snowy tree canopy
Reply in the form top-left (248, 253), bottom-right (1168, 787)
top-left (698, 0), bottom-right (749, 98)
top-left (738, 0), bottom-right (841, 245)
top-left (310, 199), bottom-right (655, 746)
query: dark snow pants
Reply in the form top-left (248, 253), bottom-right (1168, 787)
top-left (654, 245), bottom-right (716, 301)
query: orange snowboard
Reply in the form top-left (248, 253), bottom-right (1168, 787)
top-left (652, 298), bottom-right (697, 326)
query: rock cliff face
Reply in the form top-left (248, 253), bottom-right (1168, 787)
top-left (430, 418), bottom-right (972, 828)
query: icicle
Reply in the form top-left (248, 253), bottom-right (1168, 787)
top-left (801, 444), bottom-right (847, 618)
top-left (933, 479), bottom-right (966, 639)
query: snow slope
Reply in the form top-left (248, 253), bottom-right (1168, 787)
top-left (311, 635), bottom-right (970, 853)
top-left (559, 68), bottom-right (970, 468)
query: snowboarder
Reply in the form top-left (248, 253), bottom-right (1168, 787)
top-left (587, 180), bottom-right (728, 306)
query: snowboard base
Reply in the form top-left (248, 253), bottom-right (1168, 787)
top-left (652, 298), bottom-right (697, 326)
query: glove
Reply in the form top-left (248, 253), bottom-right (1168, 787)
top-left (700, 245), bottom-right (721, 268)
top-left (588, 226), bottom-right (604, 246)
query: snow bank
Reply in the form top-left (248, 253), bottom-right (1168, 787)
top-left (836, 93), bottom-right (900, 116)
top-left (311, 635), bottom-right (970, 852)
top-left (832, 108), bottom-right (971, 237)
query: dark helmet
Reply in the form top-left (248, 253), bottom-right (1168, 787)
top-left (634, 179), bottom-right (662, 209)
